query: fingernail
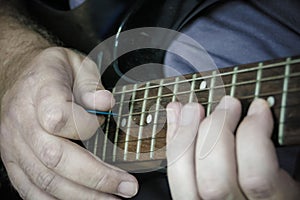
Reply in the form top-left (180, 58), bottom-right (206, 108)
top-left (180, 103), bottom-right (197, 125)
top-left (95, 90), bottom-right (115, 107)
top-left (118, 181), bottom-right (138, 197)
top-left (104, 90), bottom-right (116, 107)
top-left (248, 99), bottom-right (268, 116)
top-left (216, 96), bottom-right (232, 110)
top-left (167, 108), bottom-right (177, 124)
top-left (110, 95), bottom-right (116, 107)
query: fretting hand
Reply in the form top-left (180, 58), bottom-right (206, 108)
top-left (166, 96), bottom-right (300, 200)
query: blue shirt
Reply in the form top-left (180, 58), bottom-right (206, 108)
top-left (165, 0), bottom-right (300, 74)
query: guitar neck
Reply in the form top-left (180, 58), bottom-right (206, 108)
top-left (84, 55), bottom-right (300, 171)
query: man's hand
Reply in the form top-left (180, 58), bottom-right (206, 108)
top-left (166, 96), bottom-right (300, 200)
top-left (0, 47), bottom-right (138, 199)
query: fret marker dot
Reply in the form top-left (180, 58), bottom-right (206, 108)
top-left (200, 81), bottom-right (207, 90)
top-left (121, 118), bottom-right (127, 127)
top-left (146, 114), bottom-right (153, 124)
top-left (267, 96), bottom-right (275, 107)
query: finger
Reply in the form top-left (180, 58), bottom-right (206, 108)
top-left (166, 102), bottom-right (182, 140)
top-left (167, 103), bottom-right (205, 200)
top-left (237, 99), bottom-right (300, 199)
top-left (5, 161), bottom-right (56, 200)
top-left (36, 83), bottom-right (100, 140)
top-left (27, 131), bottom-right (138, 198)
top-left (16, 140), bottom-right (120, 200)
top-left (65, 49), bottom-right (115, 111)
top-left (195, 96), bottom-right (246, 199)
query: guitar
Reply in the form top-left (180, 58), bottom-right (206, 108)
top-left (84, 55), bottom-right (300, 172)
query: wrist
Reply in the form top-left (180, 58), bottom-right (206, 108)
top-left (0, 9), bottom-right (52, 101)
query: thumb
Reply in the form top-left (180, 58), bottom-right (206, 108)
top-left (66, 49), bottom-right (115, 111)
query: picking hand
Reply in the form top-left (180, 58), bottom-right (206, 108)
top-left (0, 47), bottom-right (138, 200)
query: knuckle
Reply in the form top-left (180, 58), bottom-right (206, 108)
top-left (40, 141), bottom-right (63, 169)
top-left (19, 157), bottom-right (35, 178)
top-left (18, 184), bottom-right (33, 200)
top-left (239, 176), bottom-right (274, 199)
top-left (40, 46), bottom-right (66, 57)
top-left (5, 162), bottom-right (33, 200)
top-left (86, 192), bottom-right (99, 200)
top-left (200, 188), bottom-right (231, 200)
top-left (37, 85), bottom-right (69, 134)
top-left (37, 170), bottom-right (57, 193)
top-left (40, 102), bottom-right (66, 133)
top-left (199, 180), bottom-right (232, 200)
top-left (86, 192), bottom-right (107, 200)
top-left (94, 171), bottom-right (110, 191)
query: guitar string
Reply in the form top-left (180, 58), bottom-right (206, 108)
top-left (112, 72), bottom-right (300, 106)
top-left (106, 103), bottom-right (299, 131)
top-left (109, 73), bottom-right (300, 115)
top-left (111, 58), bottom-right (299, 95)
top-left (99, 75), bottom-right (299, 141)
top-left (101, 89), bottom-right (300, 135)
top-left (112, 60), bottom-right (299, 94)
top-left (109, 89), bottom-right (300, 117)
top-left (102, 121), bottom-right (300, 159)
top-left (115, 69), bottom-right (300, 105)
top-left (105, 59), bottom-right (297, 119)
top-left (99, 88), bottom-right (299, 147)
top-left (96, 88), bottom-right (299, 157)
top-left (95, 58), bottom-right (299, 161)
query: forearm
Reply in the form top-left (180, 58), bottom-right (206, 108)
top-left (0, 0), bottom-right (52, 100)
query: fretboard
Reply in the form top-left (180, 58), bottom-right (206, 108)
top-left (84, 56), bottom-right (300, 171)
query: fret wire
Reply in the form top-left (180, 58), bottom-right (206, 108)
top-left (115, 88), bottom-right (300, 118)
top-left (108, 90), bottom-right (300, 134)
top-left (150, 79), bottom-right (164, 159)
top-left (102, 87), bottom-right (116, 161)
top-left (254, 62), bottom-right (263, 98)
top-left (124, 84), bottom-right (138, 161)
top-left (113, 86), bottom-right (126, 162)
top-left (234, 88), bottom-right (299, 101)
top-left (172, 77), bottom-right (180, 102)
top-left (93, 51), bottom-right (103, 157)
top-left (207, 70), bottom-right (217, 116)
top-left (279, 58), bottom-right (291, 145)
top-left (113, 97), bottom-right (298, 132)
top-left (136, 82), bottom-right (151, 160)
top-left (115, 148), bottom-right (162, 155)
top-left (93, 128), bottom-right (100, 155)
top-left (112, 58), bottom-right (300, 95)
top-left (113, 97), bottom-right (300, 147)
top-left (120, 149), bottom-right (162, 155)
top-left (118, 137), bottom-right (166, 144)
top-left (230, 66), bottom-right (238, 97)
top-left (101, 57), bottom-right (300, 163)
top-left (113, 72), bottom-right (300, 105)
top-left (189, 74), bottom-right (197, 103)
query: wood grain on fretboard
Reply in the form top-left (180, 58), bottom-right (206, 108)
top-left (84, 56), bottom-right (300, 171)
